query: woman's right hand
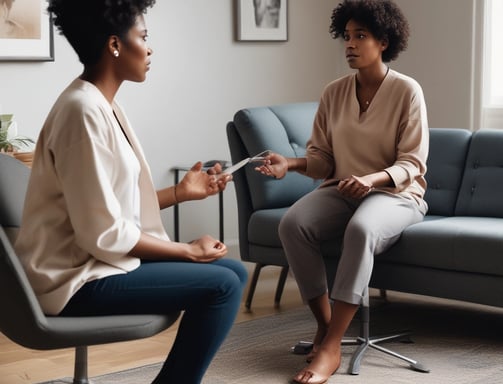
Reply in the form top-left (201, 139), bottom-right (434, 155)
top-left (254, 152), bottom-right (289, 179)
top-left (186, 235), bottom-right (227, 262)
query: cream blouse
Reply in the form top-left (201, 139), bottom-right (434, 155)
top-left (305, 69), bottom-right (429, 207)
top-left (15, 79), bottom-right (169, 315)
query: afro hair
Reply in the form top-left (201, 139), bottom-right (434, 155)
top-left (329, 0), bottom-right (409, 62)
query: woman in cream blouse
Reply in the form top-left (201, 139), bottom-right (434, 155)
top-left (15, 1), bottom-right (247, 383)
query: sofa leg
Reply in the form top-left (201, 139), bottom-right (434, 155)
top-left (274, 266), bottom-right (289, 308)
top-left (245, 263), bottom-right (264, 310)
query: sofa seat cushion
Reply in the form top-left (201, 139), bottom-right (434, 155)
top-left (379, 216), bottom-right (503, 277)
top-left (248, 208), bottom-right (288, 247)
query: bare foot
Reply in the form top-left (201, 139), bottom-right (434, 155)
top-left (292, 347), bottom-right (341, 384)
top-left (306, 325), bottom-right (329, 362)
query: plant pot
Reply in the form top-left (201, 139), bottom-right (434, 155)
top-left (13, 151), bottom-right (34, 168)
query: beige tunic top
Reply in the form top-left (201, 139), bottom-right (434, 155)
top-left (15, 79), bottom-right (169, 315)
top-left (305, 69), bottom-right (429, 206)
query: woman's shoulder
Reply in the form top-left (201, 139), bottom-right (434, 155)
top-left (325, 73), bottom-right (354, 90)
top-left (388, 69), bottom-right (424, 95)
top-left (320, 73), bottom-right (355, 100)
top-left (43, 79), bottom-right (115, 144)
top-left (54, 79), bottom-right (110, 113)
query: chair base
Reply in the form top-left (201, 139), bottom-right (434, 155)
top-left (292, 289), bottom-right (429, 375)
top-left (341, 330), bottom-right (430, 375)
top-left (293, 330), bottom-right (429, 375)
top-left (74, 346), bottom-right (90, 384)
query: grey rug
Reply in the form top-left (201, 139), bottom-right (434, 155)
top-left (41, 293), bottom-right (503, 384)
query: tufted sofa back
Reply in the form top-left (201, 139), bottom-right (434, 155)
top-left (455, 129), bottom-right (503, 217)
top-left (424, 128), bottom-right (472, 216)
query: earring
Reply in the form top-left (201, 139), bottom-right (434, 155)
top-left (113, 50), bottom-right (119, 57)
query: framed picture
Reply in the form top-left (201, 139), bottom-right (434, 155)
top-left (0, 0), bottom-right (54, 61)
top-left (236, 0), bottom-right (288, 42)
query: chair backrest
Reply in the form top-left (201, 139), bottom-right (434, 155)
top-left (0, 153), bottom-right (31, 227)
top-left (0, 226), bottom-right (52, 347)
top-left (0, 154), bottom-right (52, 347)
top-left (229, 103), bottom-right (322, 212)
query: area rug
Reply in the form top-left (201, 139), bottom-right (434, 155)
top-left (40, 293), bottom-right (503, 384)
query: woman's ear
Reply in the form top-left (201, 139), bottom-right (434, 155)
top-left (381, 38), bottom-right (389, 52)
top-left (108, 35), bottom-right (121, 58)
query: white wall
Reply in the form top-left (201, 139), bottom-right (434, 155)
top-left (0, 0), bottom-right (480, 252)
top-left (392, 0), bottom-right (476, 130)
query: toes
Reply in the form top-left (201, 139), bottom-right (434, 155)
top-left (292, 369), bottom-right (313, 384)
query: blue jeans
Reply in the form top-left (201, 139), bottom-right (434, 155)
top-left (60, 258), bottom-right (248, 384)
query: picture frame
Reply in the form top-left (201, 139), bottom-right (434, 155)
top-left (0, 0), bottom-right (54, 62)
top-left (236, 0), bottom-right (288, 42)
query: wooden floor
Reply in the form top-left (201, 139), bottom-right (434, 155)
top-left (0, 264), bottom-right (304, 384)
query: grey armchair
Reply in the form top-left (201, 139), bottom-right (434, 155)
top-left (226, 102), bottom-right (321, 309)
top-left (0, 153), bottom-right (180, 384)
top-left (226, 103), bottom-right (428, 374)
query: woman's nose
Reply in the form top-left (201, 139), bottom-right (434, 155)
top-left (345, 38), bottom-right (356, 48)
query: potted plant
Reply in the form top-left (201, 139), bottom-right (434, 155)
top-left (0, 114), bottom-right (35, 167)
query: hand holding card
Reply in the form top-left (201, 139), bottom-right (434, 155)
top-left (223, 150), bottom-right (272, 175)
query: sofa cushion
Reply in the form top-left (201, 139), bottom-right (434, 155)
top-left (378, 216), bottom-right (503, 277)
top-left (233, 103), bottom-right (321, 210)
top-left (455, 129), bottom-right (503, 217)
top-left (424, 128), bottom-right (471, 216)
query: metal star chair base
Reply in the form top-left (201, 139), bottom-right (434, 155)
top-left (293, 288), bottom-right (430, 375)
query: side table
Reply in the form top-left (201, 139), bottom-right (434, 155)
top-left (171, 161), bottom-right (230, 242)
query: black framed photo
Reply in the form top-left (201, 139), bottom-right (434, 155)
top-left (0, 0), bottom-right (54, 61)
top-left (236, 0), bottom-right (288, 42)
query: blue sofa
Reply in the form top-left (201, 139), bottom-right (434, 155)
top-left (227, 102), bottom-right (503, 309)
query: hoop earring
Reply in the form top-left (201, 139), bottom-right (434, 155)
top-left (113, 50), bottom-right (119, 57)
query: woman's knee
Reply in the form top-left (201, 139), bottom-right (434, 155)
top-left (212, 267), bottom-right (247, 307)
top-left (279, 206), bottom-right (305, 241)
top-left (214, 258), bottom-right (248, 287)
top-left (344, 220), bottom-right (368, 243)
top-left (228, 260), bottom-right (248, 288)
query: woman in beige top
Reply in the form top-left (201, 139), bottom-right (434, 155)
top-left (15, 1), bottom-right (247, 383)
top-left (256, 1), bottom-right (428, 383)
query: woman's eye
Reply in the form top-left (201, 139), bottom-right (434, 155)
top-left (358, 33), bottom-right (366, 39)
top-left (343, 34), bottom-right (350, 41)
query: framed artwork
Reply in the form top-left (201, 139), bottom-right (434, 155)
top-left (236, 0), bottom-right (288, 42)
top-left (0, 0), bottom-right (54, 61)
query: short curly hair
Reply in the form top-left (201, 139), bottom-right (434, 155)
top-left (48, 0), bottom-right (156, 66)
top-left (329, 0), bottom-right (409, 62)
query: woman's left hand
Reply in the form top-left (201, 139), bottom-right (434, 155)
top-left (178, 161), bottom-right (231, 201)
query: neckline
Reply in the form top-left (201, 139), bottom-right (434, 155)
top-left (355, 67), bottom-right (390, 114)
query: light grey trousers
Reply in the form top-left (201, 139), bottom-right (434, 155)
top-left (278, 186), bottom-right (426, 305)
